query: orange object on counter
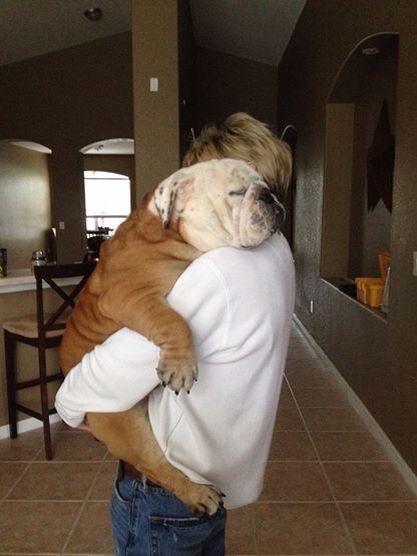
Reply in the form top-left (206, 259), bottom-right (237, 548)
top-left (378, 251), bottom-right (390, 280)
top-left (365, 282), bottom-right (385, 307)
top-left (355, 251), bottom-right (390, 309)
top-left (355, 277), bottom-right (385, 306)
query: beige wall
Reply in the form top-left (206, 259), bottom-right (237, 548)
top-left (0, 33), bottom-right (134, 427)
top-left (0, 143), bottom-right (51, 269)
top-left (279, 0), bottom-right (417, 473)
top-left (0, 4), bottom-right (181, 429)
top-left (132, 0), bottom-right (180, 198)
top-left (0, 32), bottom-right (133, 263)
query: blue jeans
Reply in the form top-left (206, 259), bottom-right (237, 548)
top-left (110, 465), bottom-right (227, 555)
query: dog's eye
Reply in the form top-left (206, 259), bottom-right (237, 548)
top-left (229, 189), bottom-right (246, 196)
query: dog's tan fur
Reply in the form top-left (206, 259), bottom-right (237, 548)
top-left (61, 193), bottom-right (200, 384)
top-left (60, 193), bottom-right (224, 514)
top-left (60, 153), bottom-right (289, 515)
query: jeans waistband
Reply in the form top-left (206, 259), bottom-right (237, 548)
top-left (120, 460), bottom-right (160, 488)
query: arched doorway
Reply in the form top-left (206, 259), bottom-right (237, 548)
top-left (321, 33), bottom-right (398, 313)
top-left (79, 138), bottom-right (135, 258)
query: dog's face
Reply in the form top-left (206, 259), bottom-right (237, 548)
top-left (152, 158), bottom-right (285, 251)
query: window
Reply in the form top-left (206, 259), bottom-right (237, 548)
top-left (84, 171), bottom-right (131, 233)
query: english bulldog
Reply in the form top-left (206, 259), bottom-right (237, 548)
top-left (59, 158), bottom-right (285, 514)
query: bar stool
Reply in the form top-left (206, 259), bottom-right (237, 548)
top-left (3, 262), bottom-right (96, 459)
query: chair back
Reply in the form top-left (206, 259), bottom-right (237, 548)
top-left (34, 262), bottom-right (96, 344)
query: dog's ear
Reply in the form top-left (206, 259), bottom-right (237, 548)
top-left (154, 170), bottom-right (195, 228)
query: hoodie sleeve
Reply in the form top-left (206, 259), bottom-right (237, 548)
top-left (55, 254), bottom-right (230, 428)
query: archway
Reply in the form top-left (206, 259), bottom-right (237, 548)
top-left (321, 33), bottom-right (398, 312)
top-left (79, 138), bottom-right (135, 258)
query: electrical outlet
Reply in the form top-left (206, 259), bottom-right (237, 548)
top-left (59, 221), bottom-right (65, 230)
top-left (309, 299), bottom-right (314, 314)
top-left (413, 251), bottom-right (417, 277)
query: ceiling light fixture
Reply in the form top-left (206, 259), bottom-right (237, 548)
top-left (84, 7), bottom-right (103, 21)
top-left (362, 46), bottom-right (380, 56)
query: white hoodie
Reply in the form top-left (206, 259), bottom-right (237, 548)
top-left (55, 233), bottom-right (295, 509)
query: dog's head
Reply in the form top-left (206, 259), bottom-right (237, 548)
top-left (151, 158), bottom-right (285, 251)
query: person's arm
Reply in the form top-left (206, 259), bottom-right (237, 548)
top-left (55, 254), bottom-right (230, 427)
top-left (55, 327), bottom-right (160, 427)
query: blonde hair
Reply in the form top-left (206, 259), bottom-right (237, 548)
top-left (182, 112), bottom-right (292, 198)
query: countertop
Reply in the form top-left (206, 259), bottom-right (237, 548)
top-left (0, 269), bottom-right (81, 294)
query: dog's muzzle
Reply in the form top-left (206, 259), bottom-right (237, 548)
top-left (257, 187), bottom-right (286, 231)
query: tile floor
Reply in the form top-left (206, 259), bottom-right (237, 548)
top-left (1, 322), bottom-right (417, 554)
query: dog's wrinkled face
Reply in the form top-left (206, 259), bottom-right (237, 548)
top-left (152, 158), bottom-right (285, 252)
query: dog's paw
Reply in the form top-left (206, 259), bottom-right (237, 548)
top-left (156, 346), bottom-right (199, 392)
top-left (156, 359), bottom-right (198, 393)
top-left (179, 483), bottom-right (225, 516)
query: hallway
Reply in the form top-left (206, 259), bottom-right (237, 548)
top-left (0, 320), bottom-right (416, 554)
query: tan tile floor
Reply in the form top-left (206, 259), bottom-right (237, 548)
top-left (1, 323), bottom-right (417, 554)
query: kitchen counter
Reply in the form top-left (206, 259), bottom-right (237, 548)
top-left (0, 269), bottom-right (81, 294)
top-left (0, 268), bottom-right (72, 430)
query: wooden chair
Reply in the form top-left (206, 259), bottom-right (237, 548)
top-left (3, 262), bottom-right (96, 459)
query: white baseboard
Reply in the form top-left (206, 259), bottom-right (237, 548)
top-left (293, 314), bottom-right (417, 497)
top-left (0, 414), bottom-right (62, 440)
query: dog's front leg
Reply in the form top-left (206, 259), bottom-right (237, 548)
top-left (99, 292), bottom-right (198, 392)
top-left (86, 403), bottom-right (223, 515)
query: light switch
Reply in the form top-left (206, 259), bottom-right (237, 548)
top-left (59, 221), bottom-right (65, 230)
top-left (150, 77), bottom-right (158, 92)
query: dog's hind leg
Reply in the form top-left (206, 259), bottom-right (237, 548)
top-left (86, 404), bottom-right (223, 515)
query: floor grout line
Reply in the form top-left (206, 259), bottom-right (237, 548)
top-left (60, 459), bottom-right (108, 555)
top-left (267, 458), bottom-right (393, 463)
top-left (1, 499), bottom-right (88, 503)
top-left (2, 460), bottom-right (31, 500)
top-left (3, 497), bottom-right (416, 505)
top-left (2, 324), bottom-right (417, 554)
top-left (17, 459), bottom-right (109, 463)
top-left (253, 499), bottom-right (417, 505)
top-left (284, 373), bottom-right (359, 555)
top-left (292, 318), bottom-right (417, 499)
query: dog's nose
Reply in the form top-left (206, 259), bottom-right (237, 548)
top-left (257, 187), bottom-right (274, 204)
